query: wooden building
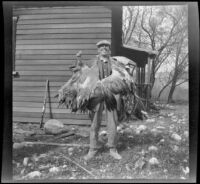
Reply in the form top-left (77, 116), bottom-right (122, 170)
top-left (12, 4), bottom-right (157, 126)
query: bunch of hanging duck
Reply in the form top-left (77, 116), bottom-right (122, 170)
top-left (55, 44), bottom-right (137, 119)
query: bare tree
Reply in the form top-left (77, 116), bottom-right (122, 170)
top-left (122, 6), bottom-right (140, 44)
top-left (123, 5), bottom-right (188, 101)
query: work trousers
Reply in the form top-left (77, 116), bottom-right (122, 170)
top-left (89, 102), bottom-right (118, 149)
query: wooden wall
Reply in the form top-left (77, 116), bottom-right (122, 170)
top-left (13, 6), bottom-right (112, 125)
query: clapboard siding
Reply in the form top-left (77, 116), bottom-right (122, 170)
top-left (16, 50), bottom-right (97, 55)
top-left (17, 28), bottom-right (111, 34)
top-left (17, 23), bottom-right (111, 29)
top-left (15, 60), bottom-right (78, 65)
top-left (14, 76), bottom-right (71, 82)
top-left (17, 33), bottom-right (111, 39)
top-left (16, 44), bottom-right (98, 50)
top-left (13, 6), bottom-right (111, 125)
top-left (15, 65), bottom-right (72, 71)
top-left (15, 55), bottom-right (95, 60)
top-left (18, 13), bottom-right (111, 20)
top-left (17, 19), bottom-right (111, 25)
top-left (13, 7), bottom-right (111, 15)
top-left (16, 39), bottom-right (106, 45)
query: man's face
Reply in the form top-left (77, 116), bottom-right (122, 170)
top-left (98, 44), bottom-right (111, 57)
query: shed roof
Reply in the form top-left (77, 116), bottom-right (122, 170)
top-left (123, 44), bottom-right (158, 57)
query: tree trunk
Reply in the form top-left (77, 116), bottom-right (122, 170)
top-left (167, 83), bottom-right (176, 103)
top-left (157, 80), bottom-right (172, 100)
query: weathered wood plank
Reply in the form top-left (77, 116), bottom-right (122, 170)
top-left (13, 81), bottom-right (65, 87)
top-left (16, 39), bottom-right (106, 45)
top-left (16, 54), bottom-right (95, 60)
top-left (15, 60), bottom-right (94, 66)
top-left (13, 76), bottom-right (71, 82)
top-left (16, 33), bottom-right (111, 40)
top-left (15, 65), bottom-right (72, 71)
top-left (15, 60), bottom-right (77, 65)
top-left (13, 6), bottom-right (107, 10)
top-left (17, 23), bottom-right (111, 29)
top-left (16, 44), bottom-right (97, 50)
top-left (13, 110), bottom-right (106, 121)
top-left (14, 7), bottom-right (111, 15)
top-left (13, 106), bottom-right (106, 117)
top-left (13, 96), bottom-right (58, 102)
top-left (19, 13), bottom-right (111, 20)
top-left (13, 106), bottom-right (84, 114)
top-left (13, 91), bottom-right (58, 97)
top-left (17, 18), bottom-right (111, 25)
top-left (16, 50), bottom-right (97, 55)
top-left (16, 71), bottom-right (72, 76)
top-left (17, 28), bottom-right (111, 35)
top-left (13, 85), bottom-right (60, 92)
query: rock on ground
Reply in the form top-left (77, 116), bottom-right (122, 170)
top-left (44, 119), bottom-right (64, 135)
top-left (148, 146), bottom-right (158, 152)
top-left (171, 133), bottom-right (182, 142)
top-left (25, 171), bottom-right (42, 179)
top-left (149, 157), bottom-right (159, 165)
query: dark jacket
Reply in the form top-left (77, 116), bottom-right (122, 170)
top-left (90, 55), bottom-right (112, 80)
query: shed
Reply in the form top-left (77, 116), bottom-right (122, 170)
top-left (12, 4), bottom-right (157, 126)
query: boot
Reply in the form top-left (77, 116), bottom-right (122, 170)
top-left (83, 149), bottom-right (98, 161)
top-left (109, 148), bottom-right (122, 160)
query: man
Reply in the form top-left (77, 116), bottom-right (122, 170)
top-left (84, 40), bottom-right (122, 161)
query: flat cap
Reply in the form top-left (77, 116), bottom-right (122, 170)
top-left (96, 40), bottom-right (111, 47)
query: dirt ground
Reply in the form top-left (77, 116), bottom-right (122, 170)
top-left (12, 103), bottom-right (189, 181)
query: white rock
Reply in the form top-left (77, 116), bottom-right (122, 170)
top-left (148, 146), bottom-right (158, 151)
top-left (177, 119), bottom-right (182, 124)
top-left (13, 143), bottom-right (24, 149)
top-left (32, 154), bottom-right (39, 162)
top-left (23, 157), bottom-right (29, 166)
top-left (20, 168), bottom-right (25, 175)
top-left (168, 113), bottom-right (174, 116)
top-left (117, 126), bottom-right (122, 132)
top-left (182, 166), bottom-right (189, 175)
top-left (137, 125), bottom-right (147, 132)
top-left (180, 176), bottom-right (186, 179)
top-left (172, 145), bottom-right (179, 152)
top-left (99, 130), bottom-right (107, 136)
top-left (163, 169), bottom-right (168, 173)
top-left (171, 115), bottom-right (177, 119)
top-left (184, 131), bottom-right (189, 138)
top-left (151, 128), bottom-right (161, 136)
top-left (146, 119), bottom-right (155, 123)
top-left (68, 147), bottom-right (74, 156)
top-left (159, 139), bottom-right (165, 143)
top-left (49, 167), bottom-right (60, 173)
top-left (129, 125), bottom-right (135, 129)
top-left (44, 119), bottom-right (64, 135)
top-left (149, 157), bottom-right (159, 165)
top-left (171, 133), bottom-right (182, 141)
top-left (156, 126), bottom-right (165, 130)
top-left (26, 171), bottom-right (41, 178)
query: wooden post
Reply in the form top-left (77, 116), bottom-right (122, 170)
top-left (146, 57), bottom-right (152, 110)
top-left (141, 67), bottom-right (145, 98)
